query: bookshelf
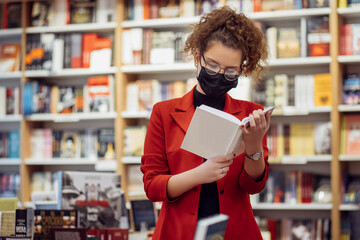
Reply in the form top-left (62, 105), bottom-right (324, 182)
top-left (0, 0), bottom-right (358, 238)
top-left (0, 0), bottom-right (125, 211)
top-left (117, 0), bottom-right (356, 239)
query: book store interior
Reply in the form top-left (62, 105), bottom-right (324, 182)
top-left (0, 0), bottom-right (360, 239)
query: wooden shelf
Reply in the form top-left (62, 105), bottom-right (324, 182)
top-left (339, 204), bottom-right (360, 211)
top-left (270, 155), bottom-right (332, 164)
top-left (120, 57), bottom-right (331, 74)
top-left (248, 8), bottom-right (331, 21)
top-left (338, 55), bottom-right (360, 63)
top-left (337, 7), bottom-right (360, 17)
top-left (273, 106), bottom-right (332, 116)
top-left (26, 22), bottom-right (117, 34)
top-left (0, 159), bottom-right (21, 165)
top-left (122, 156), bottom-right (142, 164)
top-left (121, 111), bottom-right (151, 119)
top-left (25, 158), bottom-right (98, 165)
top-left (0, 72), bottom-right (22, 80)
top-left (122, 16), bottom-right (200, 28)
top-left (122, 8), bottom-right (331, 29)
top-left (252, 203), bottom-right (332, 210)
top-left (25, 67), bottom-right (117, 78)
top-left (0, 28), bottom-right (22, 37)
top-left (0, 115), bottom-right (22, 122)
top-left (268, 56), bottom-right (332, 67)
top-left (26, 112), bottom-right (117, 122)
top-left (94, 160), bottom-right (117, 172)
top-left (339, 155), bottom-right (360, 161)
top-left (121, 62), bottom-right (195, 74)
top-left (338, 104), bottom-right (360, 112)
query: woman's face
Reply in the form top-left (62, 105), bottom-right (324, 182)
top-left (194, 42), bottom-right (243, 95)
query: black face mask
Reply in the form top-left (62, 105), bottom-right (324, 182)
top-left (197, 66), bottom-right (238, 98)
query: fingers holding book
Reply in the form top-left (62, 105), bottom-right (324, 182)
top-left (197, 154), bottom-right (234, 183)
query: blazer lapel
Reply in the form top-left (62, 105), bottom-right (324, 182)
top-left (169, 88), bottom-right (196, 133)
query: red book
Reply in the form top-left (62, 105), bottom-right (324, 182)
top-left (253, 0), bottom-right (261, 12)
top-left (144, 0), bottom-right (150, 19)
top-left (82, 33), bottom-right (97, 68)
top-left (2, 3), bottom-right (8, 29)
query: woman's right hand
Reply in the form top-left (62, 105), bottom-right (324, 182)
top-left (196, 154), bottom-right (235, 184)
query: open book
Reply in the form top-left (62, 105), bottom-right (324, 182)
top-left (193, 214), bottom-right (229, 240)
top-left (180, 105), bottom-right (275, 159)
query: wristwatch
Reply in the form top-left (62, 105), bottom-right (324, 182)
top-left (245, 151), bottom-right (263, 161)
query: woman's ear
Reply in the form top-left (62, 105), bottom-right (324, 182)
top-left (194, 51), bottom-right (200, 68)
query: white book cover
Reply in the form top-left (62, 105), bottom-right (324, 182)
top-left (0, 87), bottom-right (5, 116)
top-left (52, 38), bottom-right (64, 73)
top-left (181, 105), bottom-right (275, 159)
top-left (126, 83), bottom-right (139, 112)
top-left (193, 214), bottom-right (229, 240)
top-left (122, 29), bottom-right (133, 65)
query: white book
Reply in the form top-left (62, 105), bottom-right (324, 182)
top-left (126, 83), bottom-right (139, 112)
top-left (181, 105), bottom-right (275, 159)
top-left (193, 214), bottom-right (229, 240)
top-left (52, 38), bottom-right (64, 73)
top-left (0, 87), bottom-right (6, 116)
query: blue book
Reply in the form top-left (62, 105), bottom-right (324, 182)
top-left (8, 130), bottom-right (20, 158)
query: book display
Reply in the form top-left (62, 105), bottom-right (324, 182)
top-left (0, 0), bottom-right (360, 239)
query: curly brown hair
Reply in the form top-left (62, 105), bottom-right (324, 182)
top-left (184, 6), bottom-right (268, 79)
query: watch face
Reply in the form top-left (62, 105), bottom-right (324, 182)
top-left (253, 153), bottom-right (262, 160)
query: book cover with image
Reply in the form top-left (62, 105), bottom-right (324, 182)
top-left (56, 171), bottom-right (129, 230)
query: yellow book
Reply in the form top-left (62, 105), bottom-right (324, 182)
top-left (303, 123), bottom-right (315, 155)
top-left (314, 73), bottom-right (332, 106)
top-left (0, 198), bottom-right (18, 211)
top-left (277, 124), bottom-right (284, 158)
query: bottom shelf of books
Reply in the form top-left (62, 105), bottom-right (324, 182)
top-left (0, 170), bottom-right (135, 240)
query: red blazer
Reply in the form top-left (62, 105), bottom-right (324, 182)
top-left (141, 88), bottom-right (269, 240)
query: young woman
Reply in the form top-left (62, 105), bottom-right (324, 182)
top-left (141, 6), bottom-right (270, 239)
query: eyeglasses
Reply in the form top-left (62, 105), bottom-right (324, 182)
top-left (201, 55), bottom-right (241, 81)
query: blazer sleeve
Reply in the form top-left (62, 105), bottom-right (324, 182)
top-left (238, 133), bottom-right (269, 195)
top-left (140, 103), bottom-right (174, 203)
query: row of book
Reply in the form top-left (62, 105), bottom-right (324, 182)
top-left (0, 207), bottom-right (128, 239)
top-left (26, 32), bottom-right (113, 71)
top-left (23, 75), bottom-right (114, 115)
top-left (0, 87), bottom-right (19, 116)
top-left (341, 114), bottom-right (360, 155)
top-left (0, 131), bottom-right (20, 159)
top-left (252, 73), bottom-right (332, 112)
top-left (0, 44), bottom-right (21, 73)
top-left (0, 0), bottom-right (117, 29)
top-left (28, 0), bottom-right (116, 28)
top-left (251, 171), bottom-right (331, 204)
top-left (341, 212), bottom-right (360, 240)
top-left (265, 16), bottom-right (330, 59)
top-left (122, 28), bottom-right (189, 65)
top-left (30, 128), bottom-right (115, 160)
top-left (339, 0), bottom-right (360, 8)
top-left (339, 24), bottom-right (360, 56)
top-left (0, 173), bottom-right (19, 198)
top-left (257, 217), bottom-right (331, 240)
top-left (125, 0), bottom-right (330, 21)
top-left (126, 78), bottom-right (196, 112)
top-left (267, 122), bottom-right (331, 161)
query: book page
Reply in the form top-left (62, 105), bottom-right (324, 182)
top-left (198, 105), bottom-right (241, 125)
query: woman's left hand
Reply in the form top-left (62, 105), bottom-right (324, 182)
top-left (241, 109), bottom-right (271, 152)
